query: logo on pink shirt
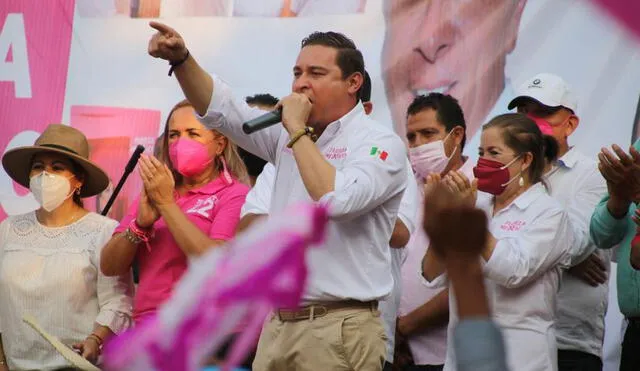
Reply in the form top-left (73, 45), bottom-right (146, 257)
top-left (186, 196), bottom-right (218, 218)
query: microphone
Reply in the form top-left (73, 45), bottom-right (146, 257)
top-left (101, 145), bottom-right (145, 216)
top-left (125, 145), bottom-right (146, 174)
top-left (242, 108), bottom-right (282, 134)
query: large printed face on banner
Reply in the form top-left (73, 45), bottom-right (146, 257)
top-left (76, 0), bottom-right (367, 18)
top-left (2, 0), bottom-right (640, 221)
top-left (382, 0), bottom-right (526, 141)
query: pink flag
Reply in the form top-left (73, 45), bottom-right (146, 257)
top-left (103, 202), bottom-right (328, 371)
top-left (590, 0), bottom-right (640, 40)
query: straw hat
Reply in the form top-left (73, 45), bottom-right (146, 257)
top-left (2, 124), bottom-right (109, 197)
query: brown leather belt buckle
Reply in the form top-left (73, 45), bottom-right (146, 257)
top-left (276, 300), bottom-right (378, 322)
top-left (277, 305), bottom-right (329, 321)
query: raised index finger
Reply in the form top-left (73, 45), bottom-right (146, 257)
top-left (149, 21), bottom-right (175, 36)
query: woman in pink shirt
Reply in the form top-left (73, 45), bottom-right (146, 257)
top-left (100, 100), bottom-right (250, 323)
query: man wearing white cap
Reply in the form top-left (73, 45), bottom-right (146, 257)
top-left (509, 73), bottom-right (609, 371)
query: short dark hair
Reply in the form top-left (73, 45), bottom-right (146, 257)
top-left (301, 31), bottom-right (365, 98)
top-left (237, 147), bottom-right (267, 178)
top-left (483, 113), bottom-right (559, 185)
top-left (407, 93), bottom-right (467, 150)
top-left (245, 94), bottom-right (279, 108)
top-left (360, 70), bottom-right (372, 103)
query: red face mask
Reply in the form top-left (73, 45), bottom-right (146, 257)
top-left (473, 156), bottom-right (521, 195)
top-left (527, 114), bottom-right (554, 136)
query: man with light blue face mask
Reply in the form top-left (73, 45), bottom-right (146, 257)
top-left (396, 93), bottom-right (470, 371)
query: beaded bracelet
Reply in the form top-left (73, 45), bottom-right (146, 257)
top-left (124, 228), bottom-right (141, 245)
top-left (129, 220), bottom-right (154, 251)
top-left (287, 127), bottom-right (315, 148)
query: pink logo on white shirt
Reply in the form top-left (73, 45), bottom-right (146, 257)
top-left (325, 146), bottom-right (347, 160)
top-left (500, 220), bottom-right (526, 231)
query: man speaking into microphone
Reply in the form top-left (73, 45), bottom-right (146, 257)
top-left (147, 23), bottom-right (407, 371)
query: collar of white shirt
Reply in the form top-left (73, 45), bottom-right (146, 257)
top-left (557, 146), bottom-right (581, 169)
top-left (495, 182), bottom-right (547, 214)
top-left (315, 103), bottom-right (364, 145)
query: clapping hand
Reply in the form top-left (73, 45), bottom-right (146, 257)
top-left (139, 155), bottom-right (176, 208)
top-left (598, 144), bottom-right (640, 204)
top-left (442, 170), bottom-right (478, 207)
top-left (423, 182), bottom-right (488, 260)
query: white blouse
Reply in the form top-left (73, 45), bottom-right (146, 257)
top-left (0, 212), bottom-right (134, 370)
top-left (441, 183), bottom-right (573, 371)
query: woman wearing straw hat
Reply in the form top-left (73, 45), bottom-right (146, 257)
top-left (0, 124), bottom-right (134, 370)
top-left (100, 100), bottom-right (249, 325)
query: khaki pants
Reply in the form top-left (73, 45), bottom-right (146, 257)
top-left (253, 306), bottom-right (387, 371)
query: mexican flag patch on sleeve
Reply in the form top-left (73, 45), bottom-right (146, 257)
top-left (369, 146), bottom-right (388, 161)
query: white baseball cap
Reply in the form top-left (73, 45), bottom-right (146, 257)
top-left (508, 73), bottom-right (578, 112)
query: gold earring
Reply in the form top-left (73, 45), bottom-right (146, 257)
top-left (76, 187), bottom-right (81, 195)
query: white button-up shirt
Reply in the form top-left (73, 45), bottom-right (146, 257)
top-left (441, 183), bottom-right (573, 371)
top-left (199, 74), bottom-right (408, 302)
top-left (241, 162), bottom-right (276, 218)
top-left (241, 161), bottom-right (419, 361)
top-left (545, 148), bottom-right (610, 357)
top-left (399, 158), bottom-right (475, 366)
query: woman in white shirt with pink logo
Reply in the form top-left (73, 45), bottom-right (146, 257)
top-left (425, 113), bottom-right (573, 371)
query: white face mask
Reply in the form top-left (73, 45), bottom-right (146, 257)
top-left (29, 171), bottom-right (75, 212)
top-left (409, 130), bottom-right (457, 179)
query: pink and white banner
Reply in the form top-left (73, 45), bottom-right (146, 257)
top-left (1, 1), bottom-right (638, 370)
top-left (1, 0), bottom-right (639, 221)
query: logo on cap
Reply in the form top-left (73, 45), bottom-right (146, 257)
top-left (533, 79), bottom-right (541, 85)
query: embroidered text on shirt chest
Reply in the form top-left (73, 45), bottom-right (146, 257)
top-left (499, 220), bottom-right (526, 232)
top-left (324, 146), bottom-right (348, 160)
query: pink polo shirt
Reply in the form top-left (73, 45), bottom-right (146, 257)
top-left (115, 176), bottom-right (249, 322)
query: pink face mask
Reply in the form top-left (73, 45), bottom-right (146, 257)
top-left (409, 131), bottom-right (455, 179)
top-left (527, 114), bottom-right (554, 136)
top-left (169, 138), bottom-right (213, 177)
